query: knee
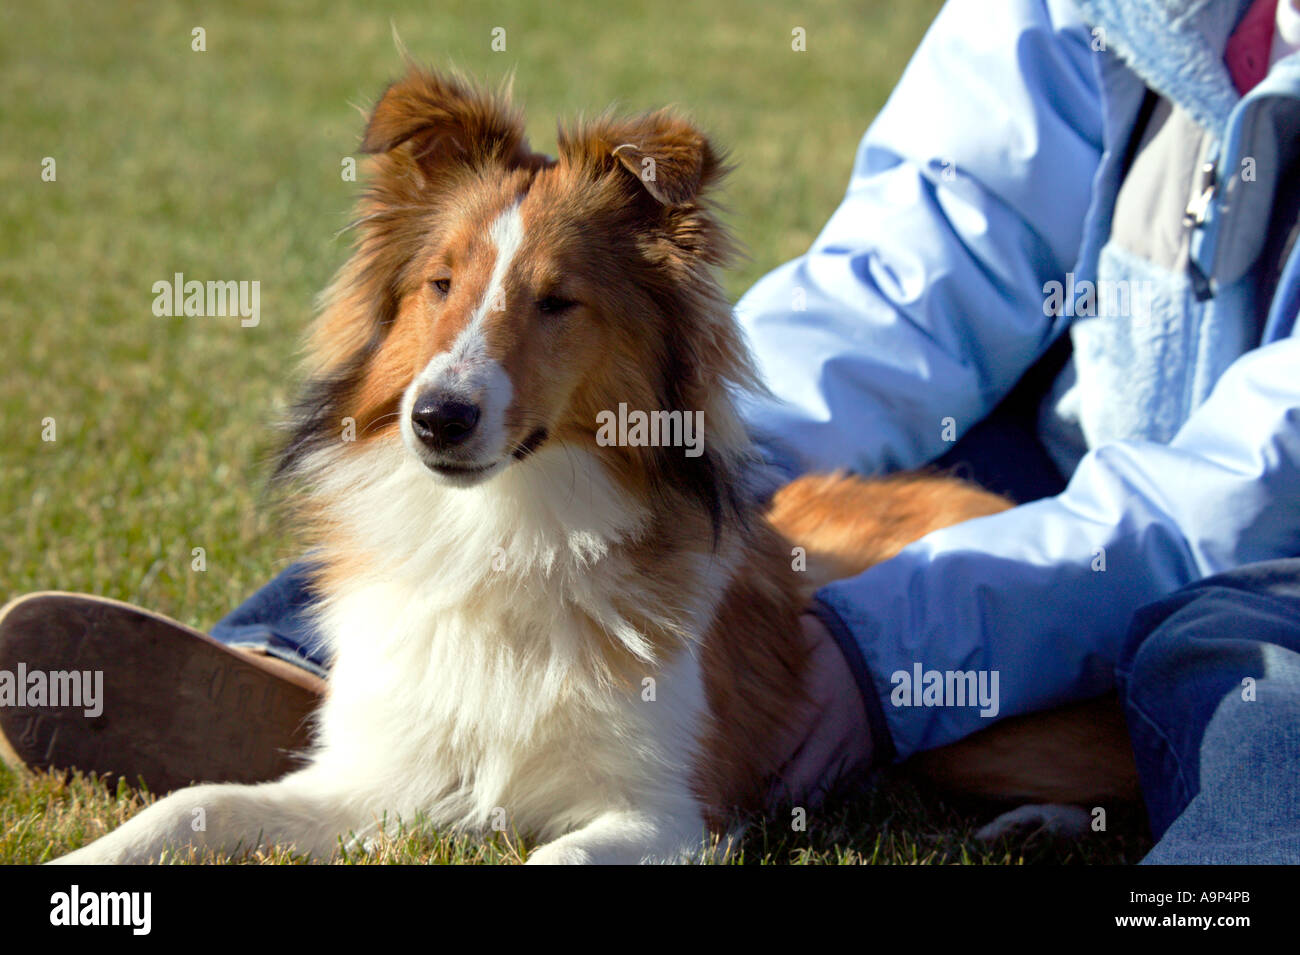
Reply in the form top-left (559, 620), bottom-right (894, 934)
top-left (1119, 588), bottom-right (1219, 698)
top-left (1117, 585), bottom-right (1270, 728)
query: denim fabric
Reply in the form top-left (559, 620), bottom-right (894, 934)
top-left (209, 562), bottom-right (330, 676)
top-left (1117, 559), bottom-right (1300, 863)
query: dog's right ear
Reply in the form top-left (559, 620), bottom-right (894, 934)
top-left (359, 67), bottom-right (537, 175)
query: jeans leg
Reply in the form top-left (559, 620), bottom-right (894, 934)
top-left (1116, 559), bottom-right (1300, 863)
top-left (209, 561), bottom-right (331, 676)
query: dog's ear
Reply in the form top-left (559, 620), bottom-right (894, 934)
top-left (360, 67), bottom-right (538, 175)
top-left (559, 110), bottom-right (735, 270)
top-left (558, 109), bottom-right (728, 206)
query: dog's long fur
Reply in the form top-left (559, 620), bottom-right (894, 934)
top-left (55, 68), bottom-right (1134, 865)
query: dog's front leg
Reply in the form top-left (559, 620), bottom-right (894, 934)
top-left (526, 804), bottom-right (708, 865)
top-left (49, 770), bottom-right (368, 864)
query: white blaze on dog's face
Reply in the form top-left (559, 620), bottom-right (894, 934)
top-left (359, 166), bottom-right (632, 489)
top-left (398, 199), bottom-right (540, 485)
top-left (286, 68), bottom-right (748, 502)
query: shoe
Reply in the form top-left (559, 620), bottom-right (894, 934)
top-left (0, 592), bottom-right (325, 793)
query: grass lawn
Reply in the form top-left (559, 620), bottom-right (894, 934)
top-left (0, 0), bottom-right (1150, 863)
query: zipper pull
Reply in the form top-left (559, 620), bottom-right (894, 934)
top-left (1184, 159), bottom-right (1218, 300)
top-left (1183, 160), bottom-right (1218, 227)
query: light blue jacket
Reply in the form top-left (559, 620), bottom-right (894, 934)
top-left (737, 0), bottom-right (1300, 759)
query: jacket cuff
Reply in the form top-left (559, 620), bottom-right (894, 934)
top-left (807, 594), bottom-right (898, 768)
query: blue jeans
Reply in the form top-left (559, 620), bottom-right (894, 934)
top-left (210, 562), bottom-right (331, 678)
top-left (1116, 560), bottom-right (1300, 863)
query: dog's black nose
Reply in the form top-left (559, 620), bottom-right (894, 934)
top-left (411, 393), bottom-right (480, 449)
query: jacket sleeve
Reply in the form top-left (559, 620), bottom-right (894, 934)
top-left (818, 337), bottom-right (1300, 759)
top-left (738, 0), bottom-right (1104, 479)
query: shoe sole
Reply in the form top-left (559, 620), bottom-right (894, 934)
top-left (0, 592), bottom-right (324, 794)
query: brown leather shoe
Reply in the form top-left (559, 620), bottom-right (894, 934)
top-left (0, 592), bottom-right (325, 793)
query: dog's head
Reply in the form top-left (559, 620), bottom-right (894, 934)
top-left (283, 67), bottom-right (758, 529)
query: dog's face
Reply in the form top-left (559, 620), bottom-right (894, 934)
top-left (388, 172), bottom-right (605, 486)
top-left (287, 68), bottom-right (750, 496)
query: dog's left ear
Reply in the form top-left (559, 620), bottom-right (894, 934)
top-left (559, 109), bottom-right (728, 206)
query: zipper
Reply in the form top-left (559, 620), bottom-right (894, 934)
top-left (1184, 159), bottom-right (1218, 301)
top-left (1182, 160), bottom-right (1218, 228)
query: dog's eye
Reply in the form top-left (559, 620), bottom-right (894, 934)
top-left (536, 295), bottom-right (576, 316)
top-left (430, 277), bottom-right (452, 297)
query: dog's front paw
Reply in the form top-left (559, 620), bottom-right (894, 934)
top-left (47, 842), bottom-right (123, 865)
top-left (525, 841), bottom-right (593, 865)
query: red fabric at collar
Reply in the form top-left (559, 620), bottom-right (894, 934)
top-left (1225, 0), bottom-right (1279, 94)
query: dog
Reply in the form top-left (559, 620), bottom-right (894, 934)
top-left (54, 67), bottom-right (1135, 864)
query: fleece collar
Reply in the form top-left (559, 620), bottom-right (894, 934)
top-left (1075, 0), bottom-right (1254, 131)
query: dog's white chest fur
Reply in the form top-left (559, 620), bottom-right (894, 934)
top-left (306, 442), bottom-right (714, 853)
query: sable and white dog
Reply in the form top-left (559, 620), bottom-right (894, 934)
top-left (54, 68), bottom-right (1134, 864)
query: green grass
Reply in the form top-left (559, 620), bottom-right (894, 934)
top-left (0, 0), bottom-right (1149, 863)
top-left (2, 762), bottom-right (1152, 865)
